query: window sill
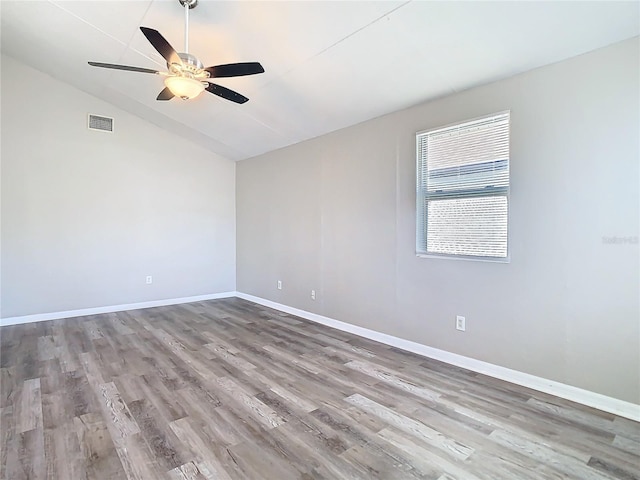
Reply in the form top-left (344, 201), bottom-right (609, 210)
top-left (416, 253), bottom-right (510, 264)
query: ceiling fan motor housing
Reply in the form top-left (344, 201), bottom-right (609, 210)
top-left (169, 53), bottom-right (208, 81)
top-left (175, 53), bottom-right (203, 71)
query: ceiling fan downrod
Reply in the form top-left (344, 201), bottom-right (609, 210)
top-left (179, 0), bottom-right (198, 54)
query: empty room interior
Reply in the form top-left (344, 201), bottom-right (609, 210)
top-left (1, 1), bottom-right (639, 479)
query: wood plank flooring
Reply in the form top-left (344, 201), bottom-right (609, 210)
top-left (1, 297), bottom-right (638, 479)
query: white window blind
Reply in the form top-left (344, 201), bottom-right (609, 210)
top-left (416, 112), bottom-right (510, 260)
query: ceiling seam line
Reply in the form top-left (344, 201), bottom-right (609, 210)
top-left (307, 0), bottom-right (413, 60)
top-left (243, 1), bottom-right (414, 95)
top-left (46, 0), bottom-right (127, 48)
top-left (119, 0), bottom-right (157, 65)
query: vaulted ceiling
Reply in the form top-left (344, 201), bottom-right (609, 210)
top-left (2, 1), bottom-right (638, 161)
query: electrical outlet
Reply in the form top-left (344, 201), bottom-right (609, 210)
top-left (146, 275), bottom-right (153, 285)
top-left (456, 315), bottom-right (466, 331)
top-left (277, 280), bottom-right (282, 290)
top-left (311, 290), bottom-right (316, 300)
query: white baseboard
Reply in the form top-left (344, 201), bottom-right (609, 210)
top-left (0, 292), bottom-right (237, 326)
top-left (3, 290), bottom-right (638, 421)
top-left (236, 292), bottom-right (640, 422)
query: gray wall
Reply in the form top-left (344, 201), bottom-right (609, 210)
top-left (1, 54), bottom-right (236, 318)
top-left (237, 38), bottom-right (640, 404)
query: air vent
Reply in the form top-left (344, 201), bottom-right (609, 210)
top-left (88, 114), bottom-right (114, 133)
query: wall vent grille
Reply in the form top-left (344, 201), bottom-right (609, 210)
top-left (88, 114), bottom-right (114, 133)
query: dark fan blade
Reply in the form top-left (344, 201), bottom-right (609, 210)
top-left (88, 62), bottom-right (159, 74)
top-left (205, 83), bottom-right (249, 104)
top-left (205, 62), bottom-right (264, 78)
top-left (156, 87), bottom-right (174, 101)
top-left (140, 27), bottom-right (181, 65)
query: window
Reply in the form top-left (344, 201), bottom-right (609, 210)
top-left (416, 112), bottom-right (510, 261)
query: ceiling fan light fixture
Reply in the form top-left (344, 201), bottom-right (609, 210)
top-left (164, 75), bottom-right (204, 100)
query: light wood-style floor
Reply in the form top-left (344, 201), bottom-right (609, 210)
top-left (1, 298), bottom-right (638, 479)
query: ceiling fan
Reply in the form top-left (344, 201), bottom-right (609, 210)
top-left (88, 0), bottom-right (264, 103)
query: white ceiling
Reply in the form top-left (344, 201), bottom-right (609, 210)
top-left (1, 1), bottom-right (638, 161)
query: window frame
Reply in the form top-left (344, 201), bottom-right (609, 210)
top-left (415, 111), bottom-right (511, 263)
